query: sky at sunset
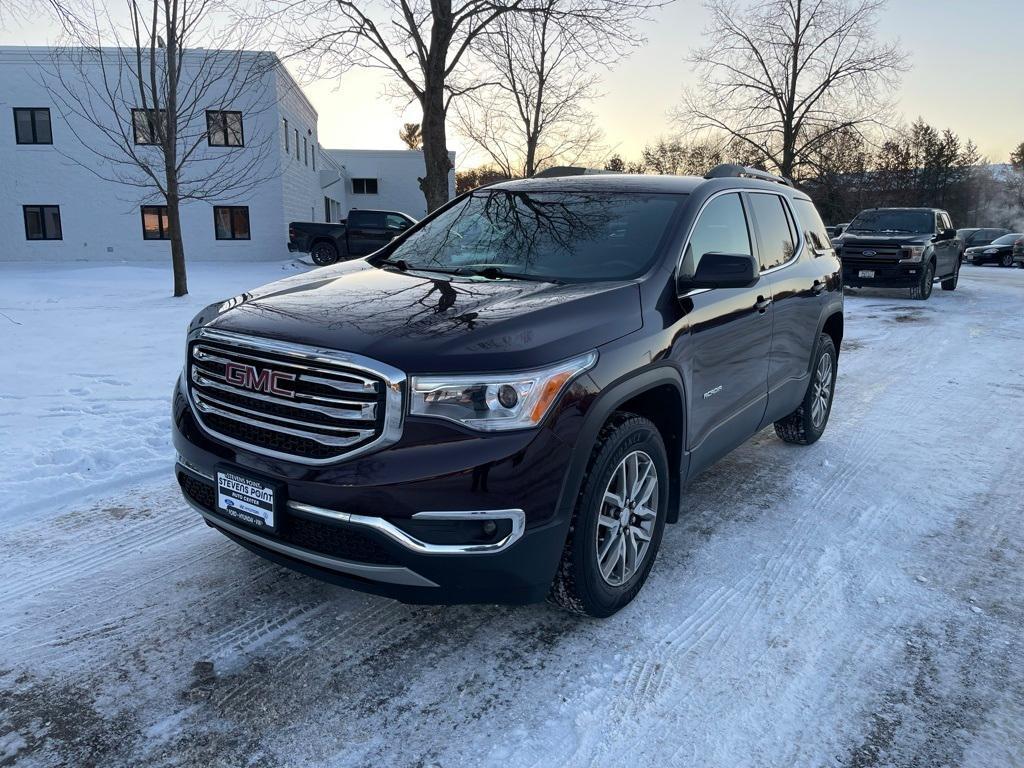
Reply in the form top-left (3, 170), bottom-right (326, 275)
top-left (3, 0), bottom-right (1022, 169)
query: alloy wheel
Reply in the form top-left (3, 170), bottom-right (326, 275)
top-left (811, 351), bottom-right (834, 429)
top-left (595, 450), bottom-right (658, 587)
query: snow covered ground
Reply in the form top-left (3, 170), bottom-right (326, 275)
top-left (1, 263), bottom-right (1023, 767)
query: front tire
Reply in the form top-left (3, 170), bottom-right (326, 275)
top-left (909, 260), bottom-right (934, 300)
top-left (549, 413), bottom-right (669, 618)
top-left (311, 241), bottom-right (339, 266)
top-left (774, 334), bottom-right (837, 446)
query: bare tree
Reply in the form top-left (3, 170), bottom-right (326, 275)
top-left (263, 0), bottom-right (666, 212)
top-left (399, 121), bottom-right (423, 149)
top-left (44, 0), bottom-right (276, 296)
top-left (678, 0), bottom-right (907, 179)
top-left (454, 0), bottom-right (616, 178)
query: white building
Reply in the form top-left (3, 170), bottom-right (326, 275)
top-left (0, 46), bottom-right (450, 262)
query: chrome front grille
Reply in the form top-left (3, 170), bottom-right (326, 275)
top-left (186, 329), bottom-right (405, 464)
top-left (839, 243), bottom-right (904, 262)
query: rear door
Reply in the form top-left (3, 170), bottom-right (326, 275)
top-left (676, 191), bottom-right (772, 473)
top-left (934, 212), bottom-right (958, 276)
top-left (346, 211), bottom-right (389, 255)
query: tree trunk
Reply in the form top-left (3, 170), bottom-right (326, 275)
top-left (166, 187), bottom-right (188, 297)
top-left (419, 83), bottom-right (452, 212)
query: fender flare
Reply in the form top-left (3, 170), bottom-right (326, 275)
top-left (553, 365), bottom-right (689, 530)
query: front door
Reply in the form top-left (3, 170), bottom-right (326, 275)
top-left (672, 192), bottom-right (772, 475)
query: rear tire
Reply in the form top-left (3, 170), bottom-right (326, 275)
top-left (941, 260), bottom-right (960, 291)
top-left (909, 260), bottom-right (934, 300)
top-left (549, 413), bottom-right (669, 618)
top-left (1001, 253), bottom-right (1013, 268)
top-left (311, 241), bottom-right (339, 266)
top-left (774, 334), bottom-right (837, 446)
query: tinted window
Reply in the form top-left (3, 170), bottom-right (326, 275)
top-left (206, 111), bottom-right (244, 146)
top-left (749, 193), bottom-right (796, 271)
top-left (682, 193), bottom-right (750, 276)
top-left (991, 233), bottom-right (1023, 246)
top-left (389, 190), bottom-right (685, 282)
top-left (14, 108), bottom-right (52, 144)
top-left (939, 212), bottom-right (952, 231)
top-left (792, 198), bottom-right (832, 252)
top-left (848, 210), bottom-right (934, 234)
top-left (23, 205), bottom-right (62, 240)
top-left (350, 211), bottom-right (385, 228)
top-left (385, 214), bottom-right (410, 230)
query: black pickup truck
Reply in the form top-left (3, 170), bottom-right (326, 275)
top-left (836, 207), bottom-right (961, 299)
top-left (175, 164), bottom-right (843, 617)
top-left (289, 209), bottom-right (417, 265)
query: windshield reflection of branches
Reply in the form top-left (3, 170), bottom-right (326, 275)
top-left (393, 191), bottom-right (659, 277)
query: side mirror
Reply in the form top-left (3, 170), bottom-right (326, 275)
top-left (937, 228), bottom-right (956, 241)
top-left (678, 252), bottom-right (759, 293)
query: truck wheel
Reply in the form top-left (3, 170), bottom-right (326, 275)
top-left (549, 413), bottom-right (669, 618)
top-left (1001, 253), bottom-right (1013, 268)
top-left (774, 334), bottom-right (837, 446)
top-left (311, 241), bottom-right (339, 266)
top-left (941, 261), bottom-right (960, 291)
top-left (909, 261), bottom-right (934, 300)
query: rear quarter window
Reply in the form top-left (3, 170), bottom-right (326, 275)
top-left (791, 198), bottom-right (833, 252)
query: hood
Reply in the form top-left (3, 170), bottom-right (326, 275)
top-left (838, 232), bottom-right (933, 246)
top-left (198, 262), bottom-right (643, 372)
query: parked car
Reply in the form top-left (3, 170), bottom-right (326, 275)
top-left (964, 233), bottom-right (1024, 267)
top-left (288, 209), bottom-right (417, 265)
top-left (1014, 237), bottom-right (1024, 268)
top-left (957, 227), bottom-right (1011, 259)
top-left (173, 164), bottom-right (843, 618)
top-left (836, 207), bottom-right (961, 299)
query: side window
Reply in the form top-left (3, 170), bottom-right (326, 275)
top-left (791, 198), bottom-right (832, 253)
top-left (385, 214), bottom-right (409, 231)
top-left (748, 193), bottom-right (796, 271)
top-left (682, 193), bottom-right (751, 276)
top-left (940, 213), bottom-right (952, 232)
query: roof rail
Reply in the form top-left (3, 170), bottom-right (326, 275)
top-left (705, 163), bottom-right (793, 188)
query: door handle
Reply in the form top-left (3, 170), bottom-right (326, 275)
top-left (755, 296), bottom-right (772, 313)
top-left (812, 280), bottom-right (826, 295)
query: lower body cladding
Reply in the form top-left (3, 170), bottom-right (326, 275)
top-left (172, 392), bottom-right (578, 605)
top-left (841, 260), bottom-right (923, 288)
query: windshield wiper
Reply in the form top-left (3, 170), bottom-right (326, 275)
top-left (377, 259), bottom-right (464, 276)
top-left (377, 258), bottom-right (409, 270)
top-left (454, 265), bottom-right (560, 283)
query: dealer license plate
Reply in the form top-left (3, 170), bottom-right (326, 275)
top-left (858, 270), bottom-right (875, 278)
top-left (216, 470), bottom-right (276, 531)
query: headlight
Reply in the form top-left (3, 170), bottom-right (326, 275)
top-left (409, 351), bottom-right (598, 431)
top-left (900, 246), bottom-right (925, 262)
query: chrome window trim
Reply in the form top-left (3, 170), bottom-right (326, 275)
top-left (184, 498), bottom-right (438, 588)
top-left (185, 328), bottom-right (405, 466)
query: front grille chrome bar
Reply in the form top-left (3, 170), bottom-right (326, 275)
top-left (185, 328), bottom-right (406, 465)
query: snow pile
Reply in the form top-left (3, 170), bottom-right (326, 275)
top-left (0, 260), bottom-right (311, 524)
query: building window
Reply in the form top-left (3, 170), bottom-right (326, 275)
top-left (14, 108), bottom-right (52, 144)
top-left (283, 118), bottom-right (289, 151)
top-left (23, 205), bottom-right (62, 240)
top-left (312, 145), bottom-right (316, 171)
top-left (213, 206), bottom-right (250, 240)
top-left (352, 178), bottom-right (378, 195)
top-left (303, 136), bottom-right (308, 166)
top-left (206, 110), bottom-right (244, 146)
top-left (132, 108), bottom-right (165, 145)
top-left (141, 205), bottom-right (170, 240)
top-left (294, 128), bottom-right (299, 160)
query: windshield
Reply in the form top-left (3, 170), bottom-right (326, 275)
top-left (382, 189), bottom-right (685, 282)
top-left (848, 210), bottom-right (934, 234)
top-left (991, 233), bottom-right (1023, 246)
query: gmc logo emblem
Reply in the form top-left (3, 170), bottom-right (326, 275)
top-left (224, 361), bottom-right (296, 398)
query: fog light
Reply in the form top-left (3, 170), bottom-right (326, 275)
top-left (483, 520), bottom-right (497, 536)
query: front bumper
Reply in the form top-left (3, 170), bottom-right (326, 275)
top-left (842, 259), bottom-right (924, 288)
top-left (172, 378), bottom-right (583, 604)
